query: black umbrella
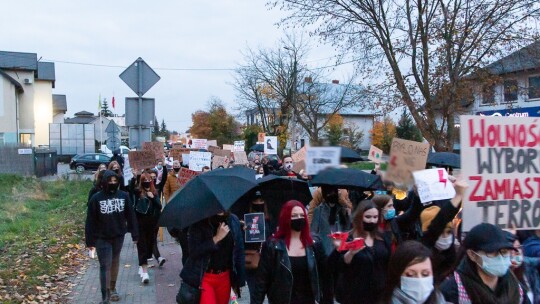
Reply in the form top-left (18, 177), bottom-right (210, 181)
top-left (250, 144), bottom-right (264, 152)
top-left (340, 146), bottom-right (366, 162)
top-left (427, 152), bottom-right (460, 168)
top-left (159, 167), bottom-right (258, 228)
top-left (311, 167), bottom-right (383, 190)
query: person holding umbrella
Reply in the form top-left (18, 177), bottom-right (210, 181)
top-left (251, 200), bottom-right (333, 304)
top-left (177, 211), bottom-right (245, 304)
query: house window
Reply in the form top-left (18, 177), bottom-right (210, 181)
top-left (20, 133), bottom-right (32, 146)
top-left (503, 79), bottom-right (518, 102)
top-left (528, 76), bottom-right (540, 100)
top-left (481, 84), bottom-right (495, 105)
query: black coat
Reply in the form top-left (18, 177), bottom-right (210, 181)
top-left (251, 237), bottom-right (333, 304)
top-left (179, 215), bottom-right (245, 291)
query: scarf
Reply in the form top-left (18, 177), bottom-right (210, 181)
top-left (458, 257), bottom-right (521, 304)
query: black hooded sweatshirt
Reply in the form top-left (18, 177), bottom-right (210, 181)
top-left (85, 170), bottom-right (139, 247)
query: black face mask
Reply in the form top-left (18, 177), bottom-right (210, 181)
top-left (114, 169), bottom-right (120, 174)
top-left (363, 222), bottom-right (378, 232)
top-left (173, 167), bottom-right (181, 173)
top-left (108, 183), bottom-right (119, 193)
top-left (142, 181), bottom-right (151, 189)
top-left (210, 214), bottom-right (228, 226)
top-left (251, 204), bottom-right (265, 212)
top-left (290, 218), bottom-right (306, 232)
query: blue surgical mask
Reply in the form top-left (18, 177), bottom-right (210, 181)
top-left (384, 209), bottom-right (396, 220)
top-left (400, 276), bottom-right (434, 303)
top-left (475, 252), bottom-right (511, 277)
top-left (511, 255), bottom-right (523, 267)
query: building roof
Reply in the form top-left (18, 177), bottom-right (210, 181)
top-left (0, 51), bottom-right (37, 71)
top-left (485, 41), bottom-right (540, 75)
top-left (64, 116), bottom-right (97, 124)
top-left (52, 94), bottom-right (67, 113)
top-left (74, 110), bottom-right (95, 116)
top-left (37, 62), bottom-right (55, 81)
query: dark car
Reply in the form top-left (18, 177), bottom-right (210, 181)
top-left (70, 153), bottom-right (111, 173)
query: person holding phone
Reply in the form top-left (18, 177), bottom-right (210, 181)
top-left (251, 200), bottom-right (333, 304)
top-left (329, 200), bottom-right (391, 304)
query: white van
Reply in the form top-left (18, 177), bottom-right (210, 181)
top-left (100, 145), bottom-right (131, 157)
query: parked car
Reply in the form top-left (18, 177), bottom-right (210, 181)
top-left (70, 153), bottom-right (111, 173)
top-left (100, 145), bottom-right (131, 157)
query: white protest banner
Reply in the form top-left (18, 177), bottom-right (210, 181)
top-left (182, 154), bottom-right (190, 166)
top-left (413, 169), bottom-right (456, 204)
top-left (223, 144), bottom-right (234, 151)
top-left (264, 136), bottom-right (278, 155)
top-left (305, 146), bottom-right (341, 175)
top-left (123, 158), bottom-right (133, 186)
top-left (188, 151), bottom-right (212, 171)
top-left (191, 139), bottom-right (207, 149)
top-left (368, 145), bottom-right (383, 163)
top-left (233, 151), bottom-right (249, 165)
top-left (206, 140), bottom-right (218, 148)
top-left (233, 140), bottom-right (245, 152)
top-left (385, 138), bottom-right (430, 186)
top-left (460, 115), bottom-right (540, 231)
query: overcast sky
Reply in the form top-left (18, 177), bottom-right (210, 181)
top-left (1, 1), bottom-right (352, 133)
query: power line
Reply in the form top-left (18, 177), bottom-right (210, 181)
top-left (43, 58), bottom-right (235, 71)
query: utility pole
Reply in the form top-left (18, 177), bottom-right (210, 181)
top-left (285, 46), bottom-right (298, 153)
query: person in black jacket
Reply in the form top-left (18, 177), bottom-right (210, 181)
top-left (85, 170), bottom-right (138, 303)
top-left (153, 160), bottom-right (167, 200)
top-left (251, 200), bottom-right (333, 304)
top-left (109, 149), bottom-right (124, 170)
top-left (262, 156), bottom-right (302, 179)
top-left (177, 211), bottom-right (245, 304)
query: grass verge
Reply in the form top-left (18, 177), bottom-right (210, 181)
top-left (348, 161), bottom-right (388, 171)
top-left (0, 175), bottom-right (91, 303)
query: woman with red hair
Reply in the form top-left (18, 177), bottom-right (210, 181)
top-left (251, 200), bottom-right (332, 304)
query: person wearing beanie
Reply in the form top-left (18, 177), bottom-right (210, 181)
top-left (440, 223), bottom-right (525, 304)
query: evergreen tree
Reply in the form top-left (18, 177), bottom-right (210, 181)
top-left (396, 109), bottom-right (423, 142)
top-left (153, 116), bottom-right (160, 134)
top-left (100, 98), bottom-right (113, 117)
top-left (160, 119), bottom-right (170, 138)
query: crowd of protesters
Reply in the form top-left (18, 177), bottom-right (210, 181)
top-left (84, 147), bottom-right (540, 304)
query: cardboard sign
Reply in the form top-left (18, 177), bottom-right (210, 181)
top-left (206, 140), bottom-right (218, 148)
top-left (233, 151), bottom-right (248, 165)
top-left (460, 115), bottom-right (540, 231)
top-left (292, 160), bottom-right (306, 173)
top-left (368, 145), bottom-right (383, 163)
top-left (212, 155), bottom-right (230, 169)
top-left (173, 143), bottom-right (184, 149)
top-left (128, 151), bottom-right (156, 171)
top-left (214, 149), bottom-right (232, 158)
top-left (233, 140), bottom-right (245, 152)
top-left (413, 169), bottom-right (456, 204)
top-left (258, 132), bottom-right (266, 143)
top-left (264, 136), bottom-right (278, 155)
top-left (177, 167), bottom-right (200, 187)
top-left (223, 144), bottom-right (234, 151)
top-left (189, 151), bottom-right (212, 171)
top-left (305, 146), bottom-right (341, 175)
top-left (292, 146), bottom-right (307, 163)
top-left (207, 146), bottom-right (221, 153)
top-left (385, 138), bottom-right (430, 186)
top-left (244, 213), bottom-right (266, 243)
top-left (182, 154), bottom-right (190, 166)
top-left (169, 148), bottom-right (191, 162)
top-left (142, 142), bottom-right (163, 162)
top-left (191, 138), bottom-right (207, 149)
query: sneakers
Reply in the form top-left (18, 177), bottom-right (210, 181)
top-left (158, 257), bottom-right (166, 267)
top-left (109, 289), bottom-right (120, 302)
top-left (141, 272), bottom-right (149, 284)
top-left (138, 266), bottom-right (143, 277)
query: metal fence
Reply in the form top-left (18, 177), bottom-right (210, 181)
top-left (49, 123), bottom-right (95, 155)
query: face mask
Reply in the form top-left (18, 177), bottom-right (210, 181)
top-left (211, 214), bottom-right (228, 226)
top-left (475, 252), bottom-right (512, 277)
top-left (363, 222), bottom-right (378, 232)
top-left (173, 167), bottom-right (180, 173)
top-left (284, 163), bottom-right (293, 171)
top-left (384, 209), bottom-right (396, 220)
top-left (108, 183), bottom-right (119, 193)
top-left (157, 165), bottom-right (163, 170)
top-left (511, 255), bottom-right (523, 267)
top-left (435, 235), bottom-right (453, 251)
top-left (400, 276), bottom-right (434, 303)
top-left (290, 218), bottom-right (305, 231)
top-left (252, 204), bottom-right (265, 212)
top-left (142, 181), bottom-right (151, 189)
top-left (113, 169), bottom-right (120, 174)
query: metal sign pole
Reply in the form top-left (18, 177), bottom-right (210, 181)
top-left (137, 58), bottom-right (144, 150)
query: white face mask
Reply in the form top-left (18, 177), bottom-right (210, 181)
top-left (284, 163), bottom-right (293, 171)
top-left (400, 276), bottom-right (434, 303)
top-left (435, 235), bottom-right (453, 251)
top-left (475, 252), bottom-right (511, 277)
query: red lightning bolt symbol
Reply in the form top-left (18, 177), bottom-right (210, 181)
top-left (438, 169), bottom-right (447, 188)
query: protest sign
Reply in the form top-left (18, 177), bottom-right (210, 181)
top-left (292, 146), bottom-right (307, 163)
top-left (255, 174), bottom-right (264, 180)
top-left (413, 169), bottom-right (456, 204)
top-left (368, 145), bottom-right (383, 163)
top-left (244, 213), bottom-right (266, 242)
top-left (128, 151), bottom-right (156, 171)
top-left (169, 148), bottom-right (191, 162)
top-left (460, 115), bottom-right (540, 231)
top-left (191, 138), bottom-right (207, 149)
top-left (258, 132), bottom-right (265, 143)
top-left (223, 144), bottom-right (234, 151)
top-left (206, 140), bottom-right (218, 148)
top-left (189, 151), bottom-right (212, 171)
top-left (123, 158), bottom-right (133, 186)
top-left (293, 160), bottom-right (306, 173)
top-left (305, 146), bottom-right (341, 175)
top-left (385, 138), bottom-right (430, 186)
top-left (264, 136), bottom-right (278, 155)
top-left (214, 149), bottom-right (232, 158)
top-left (234, 140), bottom-right (245, 152)
top-left (182, 154), bottom-right (190, 166)
top-left (173, 143), bottom-right (184, 149)
top-left (233, 151), bottom-right (249, 165)
top-left (212, 155), bottom-right (229, 169)
top-left (207, 146), bottom-right (221, 153)
top-left (177, 167), bottom-right (200, 187)
top-left (142, 142), bottom-right (163, 161)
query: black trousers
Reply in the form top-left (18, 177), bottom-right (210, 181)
top-left (136, 214), bottom-right (159, 266)
top-left (96, 236), bottom-right (124, 300)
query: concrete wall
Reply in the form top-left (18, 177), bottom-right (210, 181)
top-left (0, 74), bottom-right (19, 143)
top-left (0, 145), bottom-right (34, 175)
top-left (33, 80), bottom-right (53, 146)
